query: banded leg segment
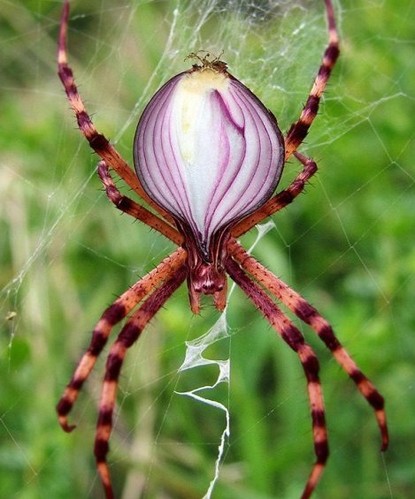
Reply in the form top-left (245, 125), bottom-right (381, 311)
top-left (230, 241), bottom-right (389, 451)
top-left (94, 265), bottom-right (187, 499)
top-left (58, 1), bottom-right (173, 224)
top-left (226, 257), bottom-right (328, 499)
top-left (56, 248), bottom-right (187, 431)
top-left (232, 152), bottom-right (317, 237)
top-left (97, 161), bottom-right (182, 245)
top-left (233, 1), bottom-right (340, 244)
top-left (284, 0), bottom-right (340, 159)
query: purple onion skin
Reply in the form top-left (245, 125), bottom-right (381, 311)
top-left (134, 60), bottom-right (284, 306)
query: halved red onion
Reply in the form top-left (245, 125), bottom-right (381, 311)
top-left (134, 64), bottom-right (284, 253)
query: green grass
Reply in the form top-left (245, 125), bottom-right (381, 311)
top-left (1, 1), bottom-right (414, 498)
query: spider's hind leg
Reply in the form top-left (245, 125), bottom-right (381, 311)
top-left (57, 0), bottom-right (174, 224)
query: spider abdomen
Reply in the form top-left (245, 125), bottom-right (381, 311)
top-left (133, 62), bottom-right (285, 254)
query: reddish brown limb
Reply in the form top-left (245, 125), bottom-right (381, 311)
top-left (232, 151), bottom-right (317, 237)
top-left (225, 256), bottom-right (329, 499)
top-left (232, 0), bottom-right (339, 238)
top-left (97, 161), bottom-right (183, 245)
top-left (56, 248), bottom-right (187, 432)
top-left (284, 0), bottom-right (340, 159)
top-left (229, 240), bottom-right (389, 451)
top-left (94, 265), bottom-right (187, 499)
top-left (57, 0), bottom-right (174, 224)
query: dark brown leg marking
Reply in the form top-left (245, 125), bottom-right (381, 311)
top-left (93, 265), bottom-right (187, 499)
top-left (56, 248), bottom-right (187, 432)
top-left (226, 257), bottom-right (328, 499)
top-left (229, 241), bottom-right (389, 451)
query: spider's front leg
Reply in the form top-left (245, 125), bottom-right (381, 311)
top-left (284, 0), bottom-right (339, 158)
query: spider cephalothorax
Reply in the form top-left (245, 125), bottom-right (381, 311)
top-left (56, 1), bottom-right (388, 498)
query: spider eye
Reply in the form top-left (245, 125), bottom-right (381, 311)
top-left (133, 64), bottom-right (284, 248)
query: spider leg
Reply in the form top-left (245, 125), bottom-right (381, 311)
top-left (56, 248), bottom-right (187, 432)
top-left (226, 256), bottom-right (328, 499)
top-left (58, 1), bottom-right (173, 224)
top-left (232, 151), bottom-right (317, 237)
top-left (94, 265), bottom-right (187, 499)
top-left (229, 240), bottom-right (389, 451)
top-left (233, 0), bottom-right (339, 237)
top-left (285, 0), bottom-right (339, 159)
top-left (97, 161), bottom-right (182, 245)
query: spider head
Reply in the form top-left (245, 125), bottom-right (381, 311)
top-left (177, 220), bottom-right (229, 313)
top-left (188, 259), bottom-right (227, 313)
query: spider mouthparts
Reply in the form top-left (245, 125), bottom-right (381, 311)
top-left (180, 225), bottom-right (228, 311)
top-left (190, 262), bottom-right (226, 295)
top-left (187, 258), bottom-right (227, 314)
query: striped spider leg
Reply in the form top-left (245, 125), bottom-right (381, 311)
top-left (56, 0), bottom-right (388, 498)
top-left (57, 0), bottom-right (176, 231)
top-left (227, 240), bottom-right (388, 497)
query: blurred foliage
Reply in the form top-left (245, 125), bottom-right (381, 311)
top-left (1, 1), bottom-right (414, 498)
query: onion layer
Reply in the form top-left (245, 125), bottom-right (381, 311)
top-left (134, 63), bottom-right (284, 254)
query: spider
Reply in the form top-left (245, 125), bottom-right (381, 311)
top-left (56, 1), bottom-right (388, 498)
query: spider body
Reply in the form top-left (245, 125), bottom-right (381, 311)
top-left (134, 63), bottom-right (285, 311)
top-left (56, 1), bottom-right (388, 498)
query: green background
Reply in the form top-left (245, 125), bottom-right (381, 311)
top-left (1, 1), bottom-right (414, 498)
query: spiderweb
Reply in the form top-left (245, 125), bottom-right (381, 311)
top-left (1, 0), bottom-right (414, 498)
